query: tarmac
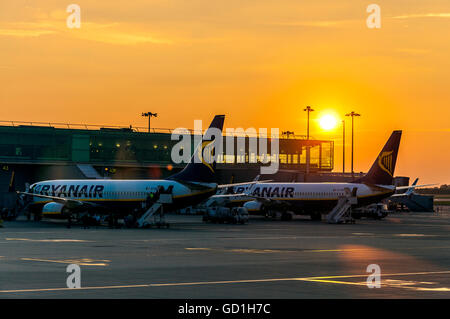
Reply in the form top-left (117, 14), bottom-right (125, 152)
top-left (1, 208), bottom-right (450, 298)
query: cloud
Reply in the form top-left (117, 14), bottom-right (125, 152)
top-left (272, 13), bottom-right (450, 28)
top-left (74, 22), bottom-right (173, 45)
top-left (0, 11), bottom-right (173, 45)
top-left (0, 28), bottom-right (56, 37)
top-left (80, 31), bottom-right (172, 45)
top-left (268, 19), bottom-right (353, 28)
top-left (392, 13), bottom-right (450, 19)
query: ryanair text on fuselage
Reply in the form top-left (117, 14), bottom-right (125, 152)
top-left (32, 184), bottom-right (105, 198)
top-left (251, 186), bottom-right (295, 198)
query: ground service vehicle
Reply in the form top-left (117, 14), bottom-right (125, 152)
top-left (203, 207), bottom-right (249, 224)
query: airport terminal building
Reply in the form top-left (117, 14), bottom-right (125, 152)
top-left (0, 121), bottom-right (341, 207)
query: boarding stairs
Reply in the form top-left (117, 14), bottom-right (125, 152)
top-left (327, 194), bottom-right (357, 224)
top-left (137, 194), bottom-right (173, 228)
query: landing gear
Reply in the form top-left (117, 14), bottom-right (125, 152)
top-left (310, 212), bottom-right (322, 221)
top-left (124, 213), bottom-right (138, 228)
top-left (108, 213), bottom-right (120, 228)
top-left (33, 210), bottom-right (42, 221)
top-left (264, 210), bottom-right (278, 220)
top-left (264, 210), bottom-right (294, 221)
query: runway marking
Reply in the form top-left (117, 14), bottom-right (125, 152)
top-left (21, 258), bottom-right (109, 266)
top-left (114, 234), bottom-right (450, 244)
top-left (414, 287), bottom-right (450, 292)
top-left (215, 236), bottom-right (344, 240)
top-left (384, 279), bottom-right (435, 285)
top-left (184, 246), bottom-right (450, 255)
top-left (185, 247), bottom-right (296, 254)
top-left (149, 278), bottom-right (296, 287)
top-left (0, 284), bottom-right (150, 293)
top-left (6, 238), bottom-right (92, 243)
top-left (299, 278), bottom-right (441, 290)
top-left (230, 249), bottom-right (284, 254)
top-left (394, 234), bottom-right (437, 237)
top-left (1, 270), bottom-right (449, 294)
top-left (300, 279), bottom-right (367, 286)
top-left (302, 270), bottom-right (450, 280)
top-left (185, 247), bottom-right (305, 254)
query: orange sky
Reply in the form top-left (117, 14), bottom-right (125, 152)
top-left (0, 1), bottom-right (449, 184)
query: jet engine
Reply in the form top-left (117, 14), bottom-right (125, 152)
top-left (243, 200), bottom-right (263, 213)
top-left (42, 202), bottom-right (66, 215)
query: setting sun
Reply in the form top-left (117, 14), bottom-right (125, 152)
top-left (319, 114), bottom-right (338, 130)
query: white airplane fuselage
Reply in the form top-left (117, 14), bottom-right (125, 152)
top-left (244, 182), bottom-right (395, 214)
top-left (30, 179), bottom-right (217, 216)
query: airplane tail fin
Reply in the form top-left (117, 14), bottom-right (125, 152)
top-left (168, 115), bottom-right (225, 184)
top-left (354, 130), bottom-right (402, 185)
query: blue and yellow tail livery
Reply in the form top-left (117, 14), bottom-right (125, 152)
top-left (168, 115), bottom-right (225, 184)
top-left (355, 130), bottom-right (402, 185)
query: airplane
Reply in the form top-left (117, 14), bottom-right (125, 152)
top-left (19, 115), bottom-right (227, 226)
top-left (238, 130), bottom-right (405, 221)
top-left (198, 175), bottom-right (271, 209)
top-left (387, 177), bottom-right (437, 212)
top-left (390, 178), bottom-right (436, 198)
top-left (390, 178), bottom-right (419, 199)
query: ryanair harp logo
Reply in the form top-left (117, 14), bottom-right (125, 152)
top-left (197, 140), bottom-right (215, 173)
top-left (378, 151), bottom-right (394, 176)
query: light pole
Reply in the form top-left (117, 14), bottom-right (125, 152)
top-left (303, 106), bottom-right (314, 140)
top-left (345, 111), bottom-right (361, 176)
top-left (342, 120), bottom-right (345, 173)
top-left (303, 106), bottom-right (314, 176)
top-left (141, 112), bottom-right (157, 133)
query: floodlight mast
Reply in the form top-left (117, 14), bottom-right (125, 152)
top-left (142, 112), bottom-right (158, 133)
top-left (345, 111), bottom-right (361, 176)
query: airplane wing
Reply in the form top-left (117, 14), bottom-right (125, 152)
top-left (392, 179), bottom-right (437, 198)
top-left (217, 180), bottom-right (272, 189)
top-left (396, 184), bottom-right (437, 190)
top-left (391, 178), bottom-right (418, 197)
top-left (17, 191), bottom-right (92, 209)
top-left (210, 193), bottom-right (250, 199)
top-left (212, 191), bottom-right (270, 202)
